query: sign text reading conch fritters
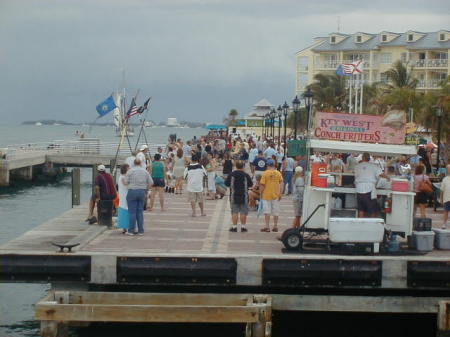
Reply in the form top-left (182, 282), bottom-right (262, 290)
top-left (314, 112), bottom-right (406, 144)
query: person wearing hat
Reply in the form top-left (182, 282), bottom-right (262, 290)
top-left (86, 164), bottom-right (117, 224)
top-left (136, 145), bottom-right (150, 170)
top-left (292, 166), bottom-right (305, 228)
top-left (260, 159), bottom-right (283, 232)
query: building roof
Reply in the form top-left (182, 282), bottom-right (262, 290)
top-left (253, 98), bottom-right (274, 108)
top-left (311, 31), bottom-right (450, 52)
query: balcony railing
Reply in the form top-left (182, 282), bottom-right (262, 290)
top-left (316, 60), bottom-right (372, 69)
top-left (417, 80), bottom-right (445, 89)
top-left (411, 59), bottom-right (448, 68)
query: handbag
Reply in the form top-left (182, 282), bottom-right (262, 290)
top-left (418, 174), bottom-right (433, 194)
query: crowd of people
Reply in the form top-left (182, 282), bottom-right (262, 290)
top-left (86, 133), bottom-right (450, 235)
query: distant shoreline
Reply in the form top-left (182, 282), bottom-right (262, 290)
top-left (21, 120), bottom-right (207, 128)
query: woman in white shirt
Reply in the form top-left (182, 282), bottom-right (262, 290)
top-left (117, 164), bottom-right (131, 234)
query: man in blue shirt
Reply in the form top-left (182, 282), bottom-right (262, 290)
top-left (264, 143), bottom-right (277, 159)
top-left (252, 151), bottom-right (267, 178)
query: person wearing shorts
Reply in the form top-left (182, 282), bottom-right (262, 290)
top-left (149, 154), bottom-right (166, 211)
top-left (260, 159), bottom-right (283, 232)
top-left (225, 160), bottom-right (253, 232)
top-left (184, 153), bottom-right (207, 217)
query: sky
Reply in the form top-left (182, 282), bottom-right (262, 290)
top-left (0, 0), bottom-right (449, 124)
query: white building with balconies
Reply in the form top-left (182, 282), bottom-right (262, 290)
top-left (296, 30), bottom-right (450, 95)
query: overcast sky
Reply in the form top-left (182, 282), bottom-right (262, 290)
top-left (0, 0), bottom-right (448, 124)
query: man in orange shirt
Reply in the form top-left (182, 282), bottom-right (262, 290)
top-left (260, 159), bottom-right (283, 232)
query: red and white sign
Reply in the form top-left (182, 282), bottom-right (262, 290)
top-left (314, 112), bottom-right (406, 145)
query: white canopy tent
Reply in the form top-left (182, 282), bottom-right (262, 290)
top-left (309, 139), bottom-right (416, 156)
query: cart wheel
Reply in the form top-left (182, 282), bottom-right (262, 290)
top-left (281, 228), bottom-right (302, 250)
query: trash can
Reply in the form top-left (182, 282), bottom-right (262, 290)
top-left (97, 200), bottom-right (113, 227)
top-left (412, 231), bottom-right (434, 252)
top-left (432, 228), bottom-right (450, 250)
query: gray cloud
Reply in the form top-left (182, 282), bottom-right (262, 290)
top-left (0, 0), bottom-right (448, 124)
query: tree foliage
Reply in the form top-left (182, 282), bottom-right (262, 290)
top-left (384, 60), bottom-right (418, 89)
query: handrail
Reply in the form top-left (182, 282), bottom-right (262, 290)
top-left (1, 139), bottom-right (165, 160)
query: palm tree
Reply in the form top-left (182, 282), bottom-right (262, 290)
top-left (384, 60), bottom-right (418, 89)
top-left (307, 73), bottom-right (347, 111)
top-left (227, 109), bottom-right (239, 126)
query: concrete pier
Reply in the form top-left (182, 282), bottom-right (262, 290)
top-left (0, 193), bottom-right (449, 335)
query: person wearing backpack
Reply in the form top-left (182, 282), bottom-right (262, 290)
top-left (414, 165), bottom-right (432, 218)
top-left (225, 160), bottom-right (253, 232)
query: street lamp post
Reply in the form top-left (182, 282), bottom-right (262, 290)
top-left (303, 88), bottom-right (314, 136)
top-left (277, 107), bottom-right (282, 149)
top-left (270, 108), bottom-right (276, 142)
top-left (261, 114), bottom-right (265, 138)
top-left (292, 96), bottom-right (300, 139)
top-left (264, 113), bottom-right (269, 138)
top-left (436, 106), bottom-right (443, 171)
top-left (282, 102), bottom-right (289, 153)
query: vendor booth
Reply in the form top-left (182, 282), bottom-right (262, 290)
top-left (282, 111), bottom-right (418, 253)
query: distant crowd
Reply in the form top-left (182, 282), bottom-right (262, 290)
top-left (85, 133), bottom-right (450, 235)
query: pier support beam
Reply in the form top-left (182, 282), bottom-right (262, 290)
top-left (438, 301), bottom-right (450, 337)
top-left (14, 165), bottom-right (33, 181)
top-left (0, 165), bottom-right (9, 186)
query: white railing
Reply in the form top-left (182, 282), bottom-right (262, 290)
top-left (1, 139), bottom-right (165, 160)
top-left (417, 80), bottom-right (444, 89)
top-left (316, 60), bottom-right (372, 69)
top-left (411, 59), bottom-right (448, 68)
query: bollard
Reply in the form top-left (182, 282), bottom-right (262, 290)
top-left (71, 168), bottom-right (81, 207)
top-left (92, 164), bottom-right (99, 196)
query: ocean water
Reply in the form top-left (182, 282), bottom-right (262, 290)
top-left (0, 125), bottom-right (437, 337)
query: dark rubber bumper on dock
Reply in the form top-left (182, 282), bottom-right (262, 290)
top-left (117, 257), bottom-right (237, 285)
top-left (262, 259), bottom-right (382, 287)
top-left (0, 254), bottom-right (91, 282)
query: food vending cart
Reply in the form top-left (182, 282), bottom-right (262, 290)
top-left (281, 138), bottom-right (417, 253)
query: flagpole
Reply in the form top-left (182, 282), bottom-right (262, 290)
top-left (360, 74), bottom-right (363, 114)
top-left (354, 76), bottom-right (359, 115)
top-left (349, 77), bottom-right (353, 114)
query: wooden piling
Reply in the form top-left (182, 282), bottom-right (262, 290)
top-left (91, 164), bottom-right (99, 195)
top-left (71, 168), bottom-right (81, 207)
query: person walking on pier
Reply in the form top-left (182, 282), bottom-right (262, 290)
top-left (86, 164), bottom-right (117, 224)
top-left (225, 160), bottom-right (253, 232)
top-left (148, 153), bottom-right (166, 211)
top-left (260, 159), bottom-right (283, 232)
top-left (124, 158), bottom-right (153, 235)
top-left (440, 164), bottom-right (450, 229)
top-left (173, 148), bottom-right (186, 194)
top-left (117, 164), bottom-right (130, 234)
top-left (184, 153), bottom-right (207, 217)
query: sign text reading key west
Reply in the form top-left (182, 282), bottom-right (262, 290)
top-left (314, 112), bottom-right (406, 145)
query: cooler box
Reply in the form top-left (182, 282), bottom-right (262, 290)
top-left (311, 163), bottom-right (327, 187)
top-left (432, 228), bottom-right (450, 250)
top-left (328, 218), bottom-right (385, 243)
top-left (316, 174), bottom-right (329, 188)
top-left (391, 178), bottom-right (409, 192)
top-left (412, 231), bottom-right (434, 252)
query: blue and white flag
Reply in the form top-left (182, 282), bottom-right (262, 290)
top-left (96, 95), bottom-right (117, 117)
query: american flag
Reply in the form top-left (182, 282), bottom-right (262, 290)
top-left (126, 97), bottom-right (139, 119)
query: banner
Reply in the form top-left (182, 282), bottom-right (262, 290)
top-left (287, 139), bottom-right (307, 157)
top-left (314, 111), bottom-right (406, 145)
